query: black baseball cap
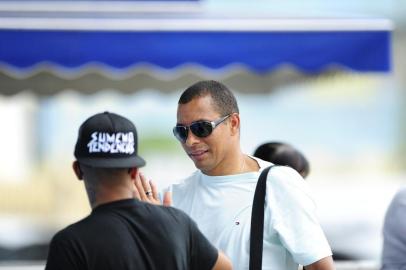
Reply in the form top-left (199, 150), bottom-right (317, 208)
top-left (74, 111), bottom-right (146, 168)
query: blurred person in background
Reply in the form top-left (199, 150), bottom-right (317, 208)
top-left (45, 111), bottom-right (232, 270)
top-left (136, 80), bottom-right (334, 270)
top-left (381, 187), bottom-right (406, 270)
top-left (253, 142), bottom-right (310, 178)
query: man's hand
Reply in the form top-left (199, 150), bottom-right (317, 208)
top-left (133, 172), bottom-right (172, 206)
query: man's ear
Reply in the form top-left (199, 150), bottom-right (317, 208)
top-left (229, 113), bottom-right (240, 136)
top-left (129, 167), bottom-right (139, 180)
top-left (72, 161), bottom-right (83, 180)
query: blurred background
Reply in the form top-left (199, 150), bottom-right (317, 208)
top-left (0, 0), bottom-right (405, 269)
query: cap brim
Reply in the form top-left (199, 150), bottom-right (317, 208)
top-left (77, 155), bottom-right (146, 168)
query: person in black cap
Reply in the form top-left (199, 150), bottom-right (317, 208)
top-left (253, 142), bottom-right (310, 179)
top-left (45, 111), bottom-right (232, 270)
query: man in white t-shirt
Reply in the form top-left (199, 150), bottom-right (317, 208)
top-left (135, 80), bottom-right (334, 270)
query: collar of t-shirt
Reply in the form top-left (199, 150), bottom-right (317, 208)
top-left (92, 198), bottom-right (137, 213)
top-left (198, 156), bottom-right (271, 187)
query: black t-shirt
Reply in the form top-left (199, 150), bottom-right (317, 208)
top-left (45, 199), bottom-right (218, 270)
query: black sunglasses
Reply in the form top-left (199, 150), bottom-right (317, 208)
top-left (173, 114), bottom-right (232, 143)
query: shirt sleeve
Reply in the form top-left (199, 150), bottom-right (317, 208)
top-left (45, 230), bottom-right (83, 270)
top-left (187, 215), bottom-right (219, 270)
top-left (266, 166), bottom-right (332, 266)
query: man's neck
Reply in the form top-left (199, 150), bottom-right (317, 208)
top-left (89, 184), bottom-right (134, 209)
top-left (203, 151), bottom-right (246, 176)
top-left (202, 153), bottom-right (261, 176)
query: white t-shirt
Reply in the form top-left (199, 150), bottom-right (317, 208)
top-left (168, 157), bottom-right (332, 270)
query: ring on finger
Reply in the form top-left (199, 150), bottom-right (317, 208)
top-left (145, 190), bottom-right (153, 196)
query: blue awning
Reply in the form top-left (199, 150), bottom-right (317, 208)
top-left (0, 18), bottom-right (392, 73)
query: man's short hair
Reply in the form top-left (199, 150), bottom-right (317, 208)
top-left (178, 80), bottom-right (239, 116)
top-left (79, 163), bottom-right (131, 187)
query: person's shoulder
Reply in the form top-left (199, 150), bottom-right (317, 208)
top-left (252, 155), bottom-right (305, 181)
top-left (143, 202), bottom-right (194, 225)
top-left (145, 202), bottom-right (188, 218)
top-left (269, 164), bottom-right (302, 177)
top-left (51, 214), bottom-right (95, 242)
top-left (265, 164), bottom-right (312, 204)
top-left (251, 155), bottom-right (273, 169)
top-left (165, 205), bottom-right (192, 220)
top-left (388, 187), bottom-right (406, 211)
top-left (267, 164), bottom-right (304, 186)
top-left (50, 228), bottom-right (70, 244)
top-left (392, 187), bottom-right (406, 202)
top-left (251, 155), bottom-right (305, 188)
top-left (49, 221), bottom-right (82, 247)
top-left (384, 187), bottom-right (406, 237)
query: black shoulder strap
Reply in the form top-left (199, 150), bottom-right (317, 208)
top-left (249, 165), bottom-right (274, 270)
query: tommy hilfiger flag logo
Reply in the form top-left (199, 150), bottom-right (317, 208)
top-left (87, 132), bottom-right (135, 154)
